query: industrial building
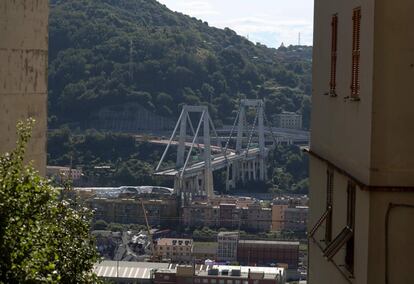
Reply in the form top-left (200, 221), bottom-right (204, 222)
top-left (237, 240), bottom-right (299, 269)
top-left (94, 261), bottom-right (174, 283)
top-left (153, 264), bottom-right (286, 284)
top-left (309, 0), bottom-right (414, 283)
top-left (0, 0), bottom-right (48, 175)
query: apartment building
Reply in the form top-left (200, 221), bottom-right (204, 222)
top-left (244, 203), bottom-right (272, 231)
top-left (182, 199), bottom-right (272, 232)
top-left (46, 166), bottom-right (84, 184)
top-left (284, 206), bottom-right (308, 232)
top-left (274, 111), bottom-right (303, 129)
top-left (271, 204), bottom-right (289, 231)
top-left (155, 238), bottom-right (193, 263)
top-left (309, 0), bottom-right (414, 283)
top-left (87, 197), bottom-right (177, 225)
top-left (271, 197), bottom-right (308, 231)
top-left (0, 0), bottom-right (48, 175)
top-left (237, 240), bottom-right (299, 269)
top-left (182, 202), bottom-right (220, 228)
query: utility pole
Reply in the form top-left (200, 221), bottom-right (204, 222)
top-left (129, 39), bottom-right (134, 82)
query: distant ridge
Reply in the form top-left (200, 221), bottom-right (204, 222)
top-left (48, 0), bottom-right (312, 130)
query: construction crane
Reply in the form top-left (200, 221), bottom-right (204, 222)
top-left (139, 199), bottom-right (157, 261)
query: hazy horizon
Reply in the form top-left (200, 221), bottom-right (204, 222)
top-left (157, 0), bottom-right (314, 48)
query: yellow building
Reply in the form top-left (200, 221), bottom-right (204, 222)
top-left (271, 204), bottom-right (288, 231)
top-left (0, 0), bottom-right (48, 175)
top-left (309, 0), bottom-right (414, 283)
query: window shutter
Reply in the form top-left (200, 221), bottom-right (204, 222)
top-left (325, 168), bottom-right (334, 242)
top-left (330, 14), bottom-right (338, 93)
top-left (351, 7), bottom-right (361, 98)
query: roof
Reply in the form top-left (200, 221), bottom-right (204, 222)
top-left (238, 240), bottom-right (300, 246)
top-left (193, 242), bottom-right (218, 254)
top-left (94, 261), bottom-right (172, 279)
top-left (218, 231), bottom-right (239, 237)
top-left (285, 206), bottom-right (309, 211)
top-left (196, 265), bottom-right (285, 280)
top-left (157, 238), bottom-right (193, 246)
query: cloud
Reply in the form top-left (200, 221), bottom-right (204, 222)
top-left (160, 0), bottom-right (220, 17)
top-left (214, 16), bottom-right (313, 47)
top-left (157, 0), bottom-right (313, 47)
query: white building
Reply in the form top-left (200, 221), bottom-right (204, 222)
top-left (217, 232), bottom-right (239, 262)
top-left (275, 111), bottom-right (302, 129)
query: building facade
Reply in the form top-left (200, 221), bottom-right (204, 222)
top-left (237, 240), bottom-right (299, 269)
top-left (217, 232), bottom-right (239, 262)
top-left (0, 0), bottom-right (48, 175)
top-left (182, 198), bottom-right (272, 232)
top-left (274, 112), bottom-right (302, 129)
top-left (46, 166), bottom-right (83, 185)
top-left (283, 206), bottom-right (308, 232)
top-left (155, 238), bottom-right (193, 264)
top-left (193, 242), bottom-right (218, 262)
top-left (154, 265), bottom-right (286, 284)
top-left (271, 204), bottom-right (289, 231)
top-left (309, 0), bottom-right (414, 283)
top-left (87, 197), bottom-right (177, 226)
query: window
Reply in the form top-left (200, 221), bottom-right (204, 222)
top-left (323, 181), bottom-right (356, 275)
top-left (345, 183), bottom-right (356, 273)
top-left (195, 279), bottom-right (201, 283)
top-left (203, 279), bottom-right (209, 284)
top-left (211, 280), bottom-right (217, 284)
top-left (330, 14), bottom-right (338, 95)
top-left (325, 168), bottom-right (334, 243)
top-left (219, 280), bottom-right (225, 284)
top-left (351, 7), bottom-right (361, 98)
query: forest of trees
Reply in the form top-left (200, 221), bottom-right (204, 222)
top-left (47, 0), bottom-right (311, 193)
top-left (48, 130), bottom-right (308, 193)
top-left (48, 0), bottom-right (312, 129)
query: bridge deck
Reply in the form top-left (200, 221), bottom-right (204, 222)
top-left (154, 148), bottom-right (264, 178)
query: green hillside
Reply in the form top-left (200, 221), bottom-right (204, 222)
top-left (48, 0), bottom-right (312, 129)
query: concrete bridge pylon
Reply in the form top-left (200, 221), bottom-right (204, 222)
top-left (154, 100), bottom-right (273, 206)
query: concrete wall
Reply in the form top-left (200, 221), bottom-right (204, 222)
top-left (310, 0), bottom-right (414, 282)
top-left (309, 157), bottom-right (371, 284)
top-left (370, 0), bottom-right (414, 186)
top-left (367, 192), bottom-right (414, 284)
top-left (311, 0), bottom-right (375, 185)
top-left (0, 0), bottom-right (48, 175)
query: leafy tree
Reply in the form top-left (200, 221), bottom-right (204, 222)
top-left (94, 220), bottom-right (109, 230)
top-left (0, 120), bottom-right (101, 283)
top-left (48, 0), bottom-right (312, 129)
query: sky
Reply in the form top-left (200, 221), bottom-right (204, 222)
top-left (157, 0), bottom-right (314, 48)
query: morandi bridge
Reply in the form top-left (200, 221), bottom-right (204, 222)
top-left (152, 99), bottom-right (305, 206)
